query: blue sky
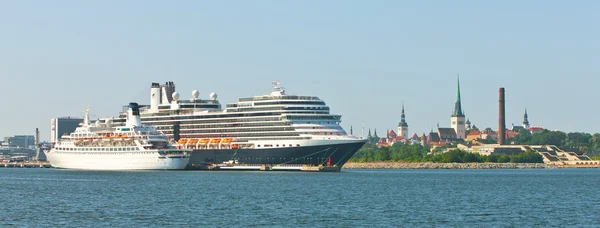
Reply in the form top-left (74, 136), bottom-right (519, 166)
top-left (1, 0), bottom-right (598, 141)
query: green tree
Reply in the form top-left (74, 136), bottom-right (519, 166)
top-left (509, 128), bottom-right (532, 144)
top-left (530, 130), bottom-right (567, 146)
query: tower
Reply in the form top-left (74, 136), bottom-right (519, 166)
top-left (498, 88), bottom-right (506, 145)
top-left (450, 76), bottom-right (466, 139)
top-left (522, 109), bottom-right (530, 129)
top-left (397, 104), bottom-right (409, 139)
top-left (466, 119), bottom-right (472, 131)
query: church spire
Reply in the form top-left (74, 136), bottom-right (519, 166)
top-left (523, 108), bottom-right (530, 129)
top-left (398, 103), bottom-right (408, 127)
top-left (452, 75), bottom-right (464, 117)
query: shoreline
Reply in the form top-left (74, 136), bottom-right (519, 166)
top-left (343, 162), bottom-right (552, 169)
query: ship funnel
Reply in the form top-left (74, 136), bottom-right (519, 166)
top-left (150, 82), bottom-right (160, 113)
top-left (126, 102), bottom-right (142, 127)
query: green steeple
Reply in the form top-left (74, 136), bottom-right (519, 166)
top-left (452, 75), bottom-right (464, 117)
top-left (398, 103), bottom-right (408, 127)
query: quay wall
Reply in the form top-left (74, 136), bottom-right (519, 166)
top-left (343, 162), bottom-right (552, 169)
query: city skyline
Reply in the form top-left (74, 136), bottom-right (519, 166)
top-left (1, 1), bottom-right (599, 140)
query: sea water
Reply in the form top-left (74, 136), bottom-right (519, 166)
top-left (1, 168), bottom-right (599, 227)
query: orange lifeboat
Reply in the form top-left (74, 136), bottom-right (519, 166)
top-left (210, 139), bottom-right (221, 144)
top-left (177, 139), bottom-right (189, 145)
top-left (199, 139), bottom-right (210, 144)
top-left (187, 139), bottom-right (199, 145)
top-left (221, 139), bottom-right (232, 144)
top-left (231, 144), bottom-right (240, 149)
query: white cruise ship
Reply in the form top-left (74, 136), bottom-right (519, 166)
top-left (97, 81), bottom-right (366, 168)
top-left (46, 103), bottom-right (190, 170)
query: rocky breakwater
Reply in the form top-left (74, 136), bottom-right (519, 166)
top-left (343, 162), bottom-right (551, 169)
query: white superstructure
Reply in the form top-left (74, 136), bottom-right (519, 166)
top-left (99, 81), bottom-right (364, 150)
top-left (46, 103), bottom-right (190, 170)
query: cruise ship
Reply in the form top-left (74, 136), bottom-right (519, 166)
top-left (46, 103), bottom-right (190, 170)
top-left (97, 81), bottom-right (366, 168)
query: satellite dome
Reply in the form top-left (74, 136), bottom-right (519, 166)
top-left (209, 92), bottom-right (217, 100)
top-left (172, 92), bottom-right (180, 100)
top-left (192, 90), bottom-right (200, 99)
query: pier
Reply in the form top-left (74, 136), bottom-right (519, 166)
top-left (1, 161), bottom-right (52, 168)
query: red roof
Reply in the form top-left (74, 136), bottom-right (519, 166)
top-left (506, 131), bottom-right (519, 138)
top-left (529, 127), bottom-right (544, 131)
top-left (412, 133), bottom-right (419, 139)
top-left (395, 136), bottom-right (404, 141)
top-left (468, 131), bottom-right (481, 136)
top-left (433, 142), bottom-right (450, 146)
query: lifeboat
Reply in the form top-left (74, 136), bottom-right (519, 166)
top-left (187, 139), bottom-right (199, 145)
top-left (199, 139), bottom-right (210, 144)
top-left (210, 139), bottom-right (221, 144)
top-left (221, 139), bottom-right (232, 144)
top-left (177, 139), bottom-right (189, 145)
top-left (231, 144), bottom-right (239, 149)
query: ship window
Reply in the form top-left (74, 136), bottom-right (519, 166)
top-left (296, 144), bottom-right (300, 146)
top-left (289, 144), bottom-right (292, 147)
top-left (257, 145), bottom-right (260, 147)
top-left (264, 144), bottom-right (272, 147)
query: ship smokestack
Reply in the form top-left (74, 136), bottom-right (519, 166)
top-left (150, 82), bottom-right (160, 113)
top-left (126, 102), bottom-right (142, 127)
top-left (498, 88), bottom-right (506, 145)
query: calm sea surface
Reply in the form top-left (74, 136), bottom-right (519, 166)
top-left (1, 168), bottom-right (599, 227)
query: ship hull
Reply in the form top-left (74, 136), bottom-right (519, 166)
top-left (46, 151), bottom-right (190, 170)
top-left (188, 141), bottom-right (366, 168)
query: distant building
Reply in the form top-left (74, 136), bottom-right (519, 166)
top-left (458, 144), bottom-right (595, 165)
top-left (466, 119), bottom-right (472, 131)
top-left (3, 135), bottom-right (35, 148)
top-left (51, 117), bottom-right (83, 143)
top-left (450, 77), bottom-right (466, 140)
top-left (529, 127), bottom-right (544, 134)
top-left (438, 128), bottom-right (458, 141)
top-left (466, 130), bottom-right (482, 141)
top-left (397, 104), bottom-right (409, 139)
top-left (523, 109), bottom-right (530, 129)
top-left (428, 76), bottom-right (466, 144)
